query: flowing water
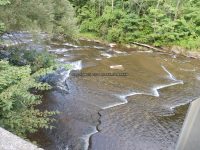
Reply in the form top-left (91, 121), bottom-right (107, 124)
top-left (2, 32), bottom-right (200, 150)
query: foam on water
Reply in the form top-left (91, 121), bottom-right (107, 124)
top-left (102, 92), bottom-right (146, 109)
top-left (57, 58), bottom-right (66, 62)
top-left (197, 76), bottom-right (200, 80)
top-left (64, 54), bottom-right (70, 57)
top-left (81, 126), bottom-right (98, 150)
top-left (82, 39), bottom-right (92, 42)
top-left (54, 60), bottom-right (82, 92)
top-left (63, 42), bottom-right (79, 48)
top-left (101, 81), bottom-right (184, 110)
top-left (147, 65), bottom-right (184, 97)
top-left (63, 70), bottom-right (71, 81)
top-left (101, 52), bottom-right (113, 58)
top-left (51, 42), bottom-right (60, 46)
top-left (70, 60), bottom-right (82, 71)
top-left (49, 48), bottom-right (69, 53)
top-left (152, 81), bottom-right (184, 97)
top-left (93, 46), bottom-right (105, 49)
top-left (172, 55), bottom-right (177, 58)
top-left (169, 100), bottom-right (192, 111)
top-left (65, 145), bottom-right (69, 150)
top-left (161, 65), bottom-right (177, 81)
top-left (180, 68), bottom-right (196, 72)
top-left (110, 65), bottom-right (124, 70)
top-left (113, 50), bottom-right (127, 54)
top-left (109, 43), bottom-right (116, 48)
top-left (57, 60), bottom-right (82, 81)
top-left (137, 50), bottom-right (153, 53)
top-left (102, 66), bottom-right (184, 109)
top-left (95, 58), bottom-right (102, 61)
top-left (102, 101), bottom-right (127, 110)
top-left (3, 41), bottom-right (26, 46)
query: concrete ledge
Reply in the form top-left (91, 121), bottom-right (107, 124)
top-left (0, 127), bottom-right (43, 150)
top-left (176, 98), bottom-right (200, 150)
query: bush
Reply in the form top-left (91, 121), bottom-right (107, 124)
top-left (0, 0), bottom-right (77, 36)
top-left (175, 36), bottom-right (200, 51)
top-left (76, 0), bottom-right (200, 50)
top-left (107, 27), bottom-right (122, 42)
top-left (6, 48), bottom-right (55, 73)
top-left (0, 22), bottom-right (5, 35)
top-left (0, 60), bottom-right (57, 138)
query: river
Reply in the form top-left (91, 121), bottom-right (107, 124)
top-left (2, 32), bottom-right (200, 150)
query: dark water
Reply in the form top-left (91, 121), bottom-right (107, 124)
top-left (3, 32), bottom-right (200, 150)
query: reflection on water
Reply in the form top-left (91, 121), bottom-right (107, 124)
top-left (5, 33), bottom-right (200, 150)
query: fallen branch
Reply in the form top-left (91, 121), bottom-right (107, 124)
top-left (132, 42), bottom-right (168, 53)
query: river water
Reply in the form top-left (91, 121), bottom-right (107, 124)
top-left (2, 32), bottom-right (200, 150)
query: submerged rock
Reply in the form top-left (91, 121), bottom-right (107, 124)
top-left (171, 46), bottom-right (184, 54)
top-left (186, 51), bottom-right (200, 59)
top-left (109, 43), bottom-right (117, 48)
top-left (110, 65), bottom-right (124, 70)
top-left (0, 50), bottom-right (10, 59)
top-left (40, 67), bottom-right (70, 94)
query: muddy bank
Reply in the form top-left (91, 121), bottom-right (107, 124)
top-left (78, 36), bottom-right (200, 59)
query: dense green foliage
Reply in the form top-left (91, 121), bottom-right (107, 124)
top-left (0, 0), bottom-right (9, 34)
top-left (0, 60), bottom-right (57, 137)
top-left (0, 0), bottom-right (78, 139)
top-left (0, 0), bottom-right (58, 138)
top-left (71, 0), bottom-right (200, 49)
top-left (6, 48), bottom-right (55, 73)
top-left (0, 0), bottom-right (77, 140)
top-left (0, 0), bottom-right (77, 35)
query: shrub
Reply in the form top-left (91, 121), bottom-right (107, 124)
top-left (0, 60), bottom-right (57, 138)
top-left (6, 48), bottom-right (55, 73)
top-left (107, 27), bottom-right (122, 42)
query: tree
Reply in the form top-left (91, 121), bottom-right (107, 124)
top-left (74, 0), bottom-right (200, 49)
top-left (111, 0), bottom-right (114, 12)
top-left (0, 60), bottom-right (57, 137)
top-left (174, 0), bottom-right (181, 20)
top-left (0, 0), bottom-right (77, 36)
top-left (0, 0), bottom-right (9, 34)
top-left (0, 0), bottom-right (9, 6)
top-left (53, 0), bottom-right (77, 35)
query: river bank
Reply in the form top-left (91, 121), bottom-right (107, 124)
top-left (77, 32), bottom-right (200, 59)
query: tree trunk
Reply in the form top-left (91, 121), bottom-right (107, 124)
top-left (154, 0), bottom-right (160, 32)
top-left (174, 0), bottom-right (181, 20)
top-left (111, 0), bottom-right (114, 12)
top-left (99, 0), bottom-right (101, 16)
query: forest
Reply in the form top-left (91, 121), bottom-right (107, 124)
top-left (1, 0), bottom-right (200, 50)
top-left (0, 0), bottom-right (200, 148)
top-left (70, 0), bottom-right (200, 50)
